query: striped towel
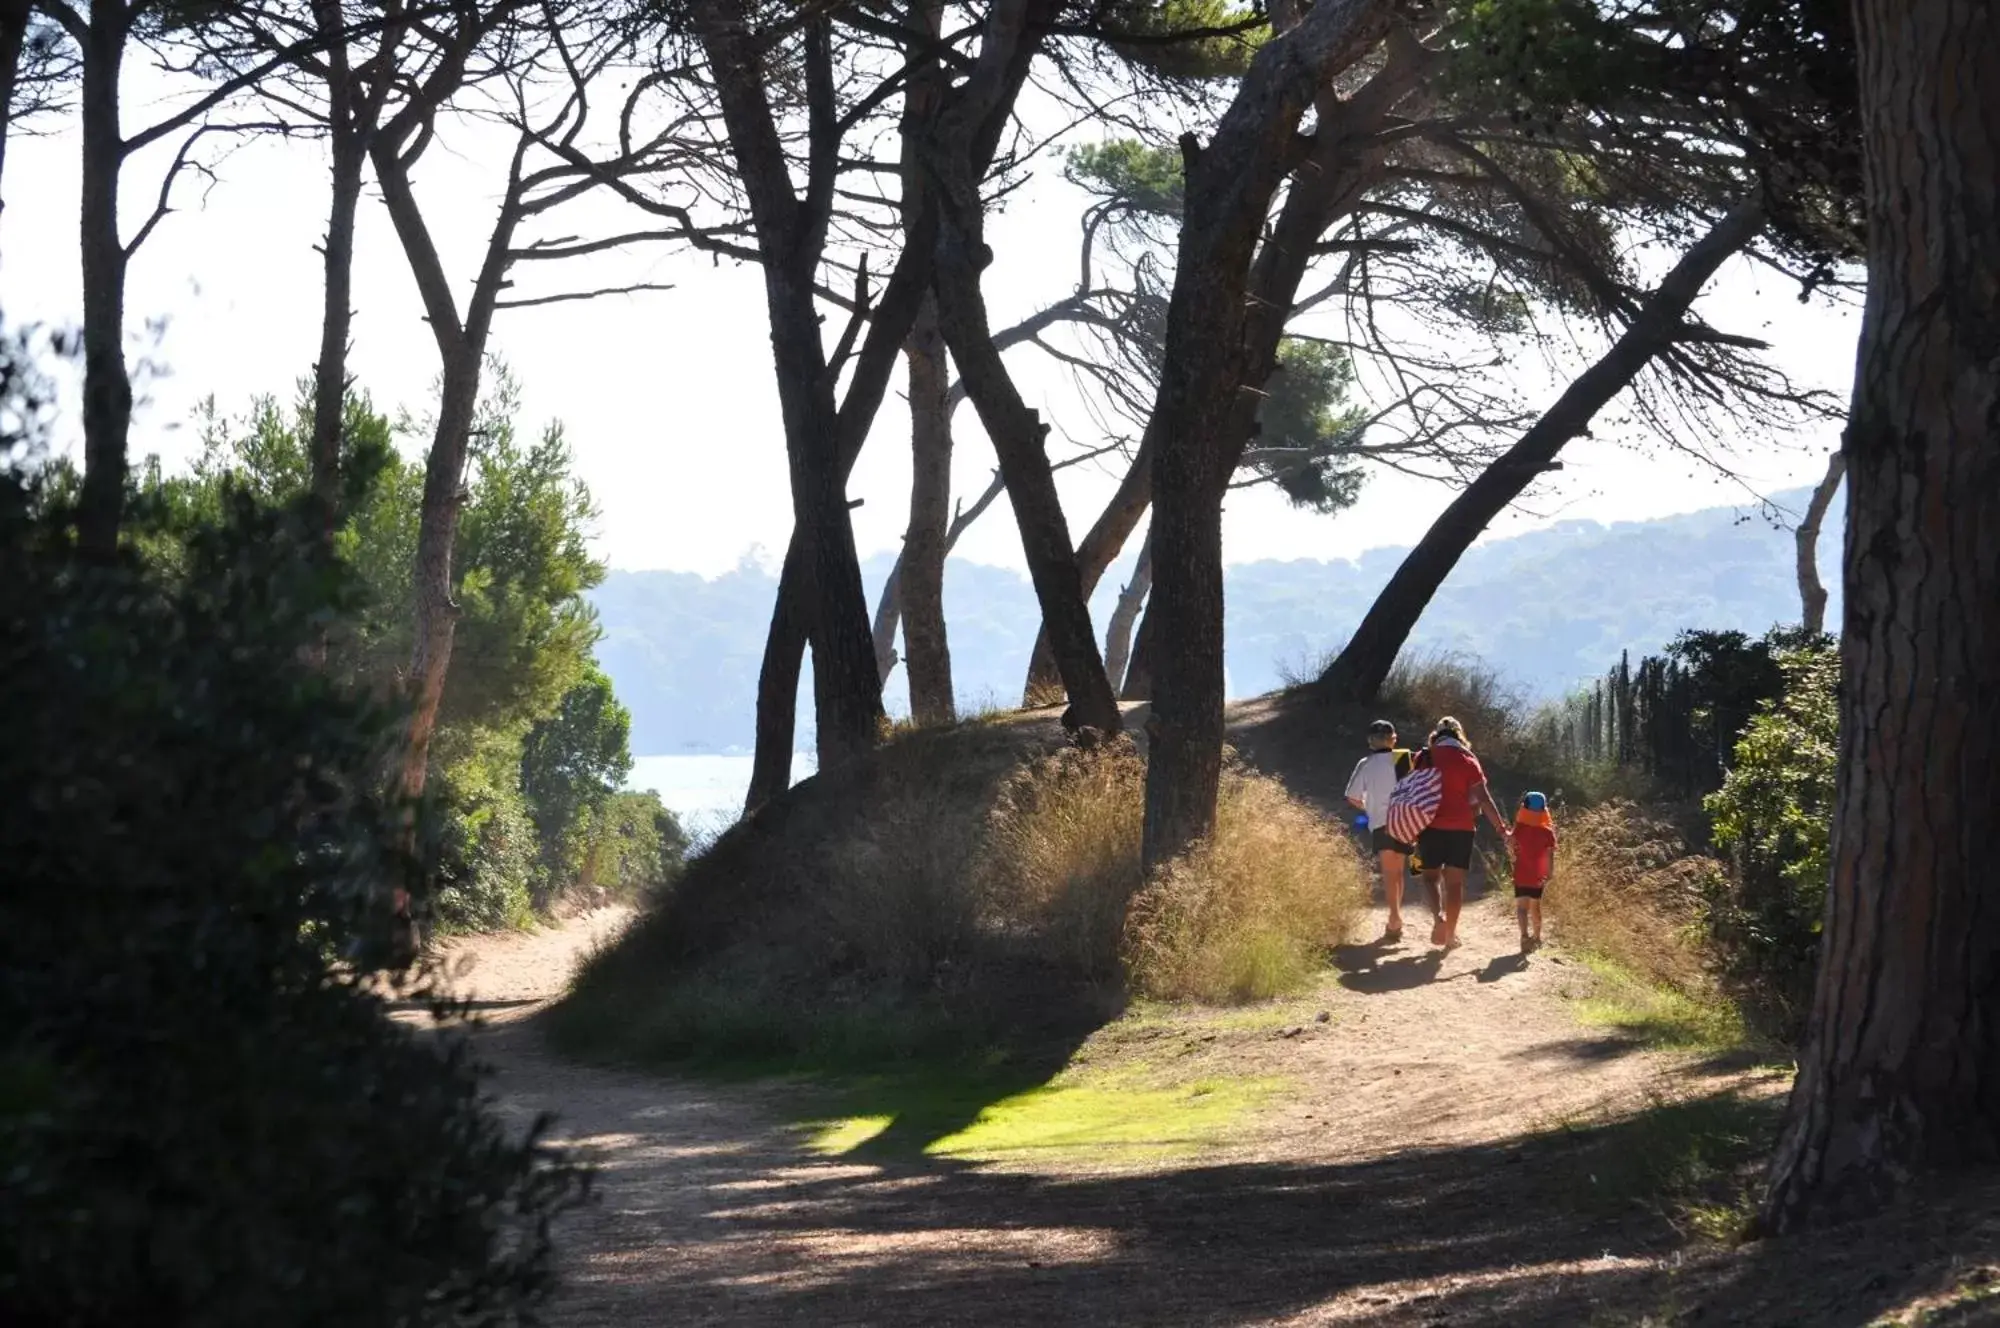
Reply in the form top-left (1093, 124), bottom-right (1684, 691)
top-left (1384, 766), bottom-right (1443, 846)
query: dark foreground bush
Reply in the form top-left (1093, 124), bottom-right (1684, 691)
top-left (0, 360), bottom-right (585, 1324)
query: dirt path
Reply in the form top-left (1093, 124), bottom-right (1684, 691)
top-left (427, 893), bottom-right (1815, 1327)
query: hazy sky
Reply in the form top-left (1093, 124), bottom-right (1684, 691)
top-left (1, 70), bottom-right (1859, 579)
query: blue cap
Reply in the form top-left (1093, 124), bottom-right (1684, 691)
top-left (1521, 791), bottom-right (1548, 812)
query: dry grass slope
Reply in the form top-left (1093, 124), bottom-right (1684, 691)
top-left (555, 717), bottom-right (1368, 1070)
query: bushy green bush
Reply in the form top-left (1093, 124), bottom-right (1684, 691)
top-left (433, 733), bottom-right (540, 933)
top-left (0, 344), bottom-right (585, 1323)
top-left (1703, 645), bottom-right (1839, 1036)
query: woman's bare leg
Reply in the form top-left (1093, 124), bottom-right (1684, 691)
top-left (1440, 865), bottom-right (1467, 947)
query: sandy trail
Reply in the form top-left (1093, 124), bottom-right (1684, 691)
top-left (428, 891), bottom-right (1779, 1327)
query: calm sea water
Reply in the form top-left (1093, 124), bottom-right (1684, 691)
top-left (626, 752), bottom-right (817, 838)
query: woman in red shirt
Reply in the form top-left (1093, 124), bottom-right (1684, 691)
top-left (1415, 717), bottom-right (1512, 950)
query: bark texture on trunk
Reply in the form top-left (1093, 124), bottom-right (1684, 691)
top-left (0, 0), bottom-right (28, 228)
top-left (701, 9), bottom-right (885, 786)
top-left (1142, 0), bottom-right (1389, 871)
top-left (1121, 595), bottom-right (1158, 702)
top-left (371, 114), bottom-right (523, 800)
top-left (308, 0), bottom-right (401, 537)
top-left (1759, 0), bottom-right (2000, 1233)
top-left (924, 7), bottom-right (1119, 733)
top-left (894, 2), bottom-right (954, 727)
top-left (1315, 198), bottom-right (1767, 704)
top-left (76, 6), bottom-right (132, 561)
top-left (872, 466), bottom-right (1005, 683)
top-left (1796, 450), bottom-right (1846, 638)
top-left (1104, 526), bottom-right (1154, 694)
top-left (900, 292), bottom-right (956, 724)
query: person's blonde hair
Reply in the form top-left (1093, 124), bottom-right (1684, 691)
top-left (1431, 715), bottom-right (1470, 749)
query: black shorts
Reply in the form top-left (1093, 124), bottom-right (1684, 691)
top-left (1416, 827), bottom-right (1475, 871)
top-left (1514, 885), bottom-right (1545, 900)
top-left (1370, 827), bottom-right (1414, 856)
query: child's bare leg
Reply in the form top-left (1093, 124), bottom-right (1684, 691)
top-left (1424, 871), bottom-right (1446, 944)
top-left (1381, 851), bottom-right (1407, 935)
top-left (1529, 898), bottom-right (1543, 941)
top-left (1516, 898), bottom-right (1532, 944)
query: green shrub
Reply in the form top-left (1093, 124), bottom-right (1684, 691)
top-left (1704, 644), bottom-right (1838, 1036)
top-left (433, 734), bottom-right (540, 933)
top-left (0, 346), bottom-right (585, 1324)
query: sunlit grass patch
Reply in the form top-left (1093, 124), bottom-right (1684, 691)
top-left (1572, 953), bottom-right (1747, 1052)
top-left (802, 1068), bottom-right (1289, 1163)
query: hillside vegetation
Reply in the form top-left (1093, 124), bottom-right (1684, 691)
top-left (553, 712), bottom-right (1368, 1071)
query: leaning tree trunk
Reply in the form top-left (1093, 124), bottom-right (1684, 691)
top-left (929, 170), bottom-right (1121, 733)
top-left (1758, 0), bottom-right (2000, 1233)
top-left (75, 9), bottom-right (132, 561)
top-left (1104, 526), bottom-right (1154, 694)
top-left (1316, 197), bottom-right (1767, 703)
top-left (1795, 449), bottom-right (1845, 638)
top-left (900, 292), bottom-right (956, 724)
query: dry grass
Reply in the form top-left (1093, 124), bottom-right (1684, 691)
top-left (979, 739), bottom-right (1146, 979)
top-left (1533, 801), bottom-right (1743, 1047)
top-left (1125, 767), bottom-right (1369, 1002)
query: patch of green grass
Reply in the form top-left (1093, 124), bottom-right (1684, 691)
top-left (800, 1061), bottom-right (1289, 1163)
top-left (1571, 953), bottom-right (1747, 1051)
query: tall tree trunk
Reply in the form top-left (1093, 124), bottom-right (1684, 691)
top-left (370, 121), bottom-right (523, 801)
top-left (900, 292), bottom-right (955, 724)
top-left (1020, 34), bottom-right (1424, 705)
top-left (746, 543), bottom-right (810, 811)
top-left (395, 352), bottom-right (480, 800)
top-left (1140, 0), bottom-right (1388, 870)
top-left (1316, 198), bottom-right (1767, 703)
top-left (0, 0), bottom-right (28, 231)
top-left (1796, 450), bottom-right (1845, 638)
top-left (1104, 525), bottom-right (1153, 693)
top-left (76, 8), bottom-right (131, 561)
top-left (895, 0), bottom-right (953, 727)
top-left (310, 128), bottom-right (365, 536)
top-left (1759, 0), bottom-right (2000, 1233)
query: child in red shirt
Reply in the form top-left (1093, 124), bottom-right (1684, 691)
top-left (1511, 792), bottom-right (1557, 954)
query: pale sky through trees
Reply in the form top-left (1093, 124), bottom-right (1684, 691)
top-left (1, 68), bottom-right (1860, 579)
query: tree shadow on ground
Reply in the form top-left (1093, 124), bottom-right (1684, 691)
top-left (545, 1072), bottom-right (2000, 1328)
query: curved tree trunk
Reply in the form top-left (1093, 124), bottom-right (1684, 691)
top-left (1104, 525), bottom-right (1154, 693)
top-left (925, 23), bottom-right (1121, 735)
top-left (75, 7), bottom-right (131, 561)
top-left (1795, 449), bottom-right (1845, 638)
top-left (1316, 197), bottom-right (1767, 703)
top-left (1758, 0), bottom-right (2000, 1233)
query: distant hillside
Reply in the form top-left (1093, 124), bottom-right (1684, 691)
top-left (593, 489), bottom-right (1842, 754)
